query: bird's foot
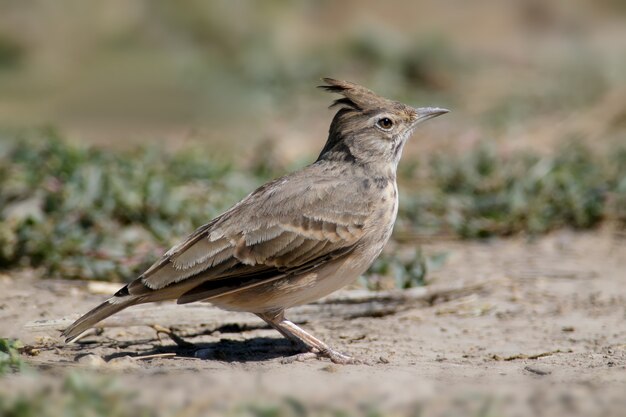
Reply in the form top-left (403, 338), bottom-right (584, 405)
top-left (281, 347), bottom-right (362, 365)
top-left (280, 352), bottom-right (319, 364)
top-left (323, 348), bottom-right (362, 365)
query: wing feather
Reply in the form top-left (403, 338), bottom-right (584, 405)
top-left (244, 225), bottom-right (284, 246)
top-left (171, 237), bottom-right (231, 269)
top-left (244, 231), bottom-right (299, 260)
top-left (131, 168), bottom-right (371, 299)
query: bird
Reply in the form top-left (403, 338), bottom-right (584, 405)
top-left (62, 78), bottom-right (448, 364)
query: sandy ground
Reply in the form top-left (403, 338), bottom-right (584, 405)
top-left (1, 229), bottom-right (625, 416)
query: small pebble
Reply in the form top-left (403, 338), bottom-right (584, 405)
top-left (321, 364), bottom-right (339, 373)
top-left (194, 348), bottom-right (215, 360)
top-left (107, 355), bottom-right (139, 369)
top-left (76, 353), bottom-right (106, 368)
top-left (525, 365), bottom-right (552, 376)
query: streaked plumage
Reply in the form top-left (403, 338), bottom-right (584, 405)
top-left (63, 78), bottom-right (448, 364)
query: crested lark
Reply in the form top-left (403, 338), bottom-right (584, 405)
top-left (63, 78), bottom-right (448, 364)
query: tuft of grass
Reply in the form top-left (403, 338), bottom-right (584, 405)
top-left (0, 339), bottom-right (27, 375)
top-left (228, 399), bottom-right (392, 417)
top-left (365, 249), bottom-right (449, 290)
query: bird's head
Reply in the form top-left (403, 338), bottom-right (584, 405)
top-left (317, 78), bottom-right (448, 170)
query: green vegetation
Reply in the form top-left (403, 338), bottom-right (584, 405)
top-left (0, 134), bottom-right (624, 283)
top-left (0, 132), bottom-right (255, 281)
top-left (365, 249), bottom-right (449, 290)
top-left (0, 339), bottom-right (27, 375)
top-left (408, 141), bottom-right (626, 238)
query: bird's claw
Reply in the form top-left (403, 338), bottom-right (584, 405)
top-left (280, 347), bottom-right (362, 365)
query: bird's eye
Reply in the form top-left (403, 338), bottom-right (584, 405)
top-left (377, 117), bottom-right (394, 130)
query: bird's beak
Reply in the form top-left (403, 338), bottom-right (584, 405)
top-left (412, 107), bottom-right (450, 125)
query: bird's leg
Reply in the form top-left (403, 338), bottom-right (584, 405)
top-left (258, 312), bottom-right (308, 349)
top-left (256, 311), bottom-right (359, 365)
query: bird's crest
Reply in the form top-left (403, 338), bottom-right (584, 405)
top-left (318, 78), bottom-right (393, 111)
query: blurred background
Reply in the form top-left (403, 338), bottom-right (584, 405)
top-left (1, 1), bottom-right (626, 416)
top-left (1, 0), bottom-right (625, 152)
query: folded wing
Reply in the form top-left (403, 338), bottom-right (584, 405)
top-left (124, 170), bottom-right (371, 303)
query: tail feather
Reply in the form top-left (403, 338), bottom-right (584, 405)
top-left (62, 277), bottom-right (202, 343)
top-left (62, 296), bottom-right (137, 343)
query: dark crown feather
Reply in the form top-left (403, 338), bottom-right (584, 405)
top-left (329, 97), bottom-right (360, 110)
top-left (318, 78), bottom-right (385, 111)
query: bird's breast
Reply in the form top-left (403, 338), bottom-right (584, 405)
top-left (369, 179), bottom-right (398, 243)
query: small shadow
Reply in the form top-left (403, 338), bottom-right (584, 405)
top-left (102, 337), bottom-right (301, 363)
